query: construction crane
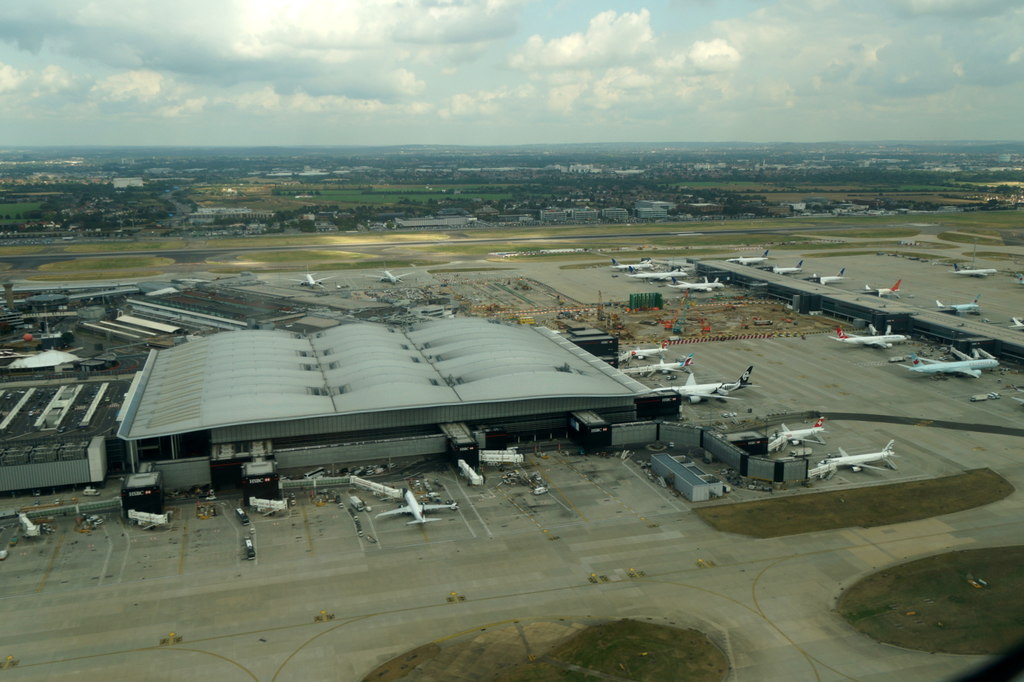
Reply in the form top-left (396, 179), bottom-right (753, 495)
top-left (670, 292), bottom-right (691, 334)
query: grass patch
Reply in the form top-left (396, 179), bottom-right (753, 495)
top-left (64, 241), bottom-right (186, 253)
top-left (501, 620), bottom-right (727, 682)
top-left (38, 256), bottom-right (175, 271)
top-left (937, 231), bottom-right (1004, 245)
top-left (0, 245), bottom-right (47, 256)
top-left (837, 546), bottom-right (1024, 655)
top-left (363, 619), bottom-right (727, 682)
top-left (695, 468), bottom-right (1012, 538)
top-left (217, 249), bottom-right (373, 264)
top-left (800, 227), bottom-right (921, 239)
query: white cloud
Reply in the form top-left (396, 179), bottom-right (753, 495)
top-left (92, 70), bottom-right (168, 102)
top-left (510, 10), bottom-right (655, 70)
top-left (688, 39), bottom-right (741, 74)
top-left (0, 63), bottom-right (27, 92)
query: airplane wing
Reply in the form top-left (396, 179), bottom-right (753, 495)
top-left (420, 503), bottom-right (458, 512)
top-left (864, 339), bottom-right (891, 349)
top-left (375, 506), bottom-right (411, 519)
top-left (952, 368), bottom-right (982, 378)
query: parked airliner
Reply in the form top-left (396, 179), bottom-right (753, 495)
top-left (951, 263), bottom-right (997, 277)
top-left (619, 342), bottom-right (669, 362)
top-left (626, 266), bottom-right (687, 280)
top-left (819, 441), bottom-right (897, 473)
top-left (727, 249), bottom-right (769, 265)
top-left (833, 325), bottom-right (907, 349)
top-left (936, 295), bottom-right (981, 314)
top-left (620, 354), bottom-right (693, 376)
top-left (865, 279), bottom-right (902, 298)
top-left (290, 272), bottom-right (333, 287)
top-left (770, 260), bottom-right (804, 275)
top-left (769, 417), bottom-right (826, 452)
top-left (902, 348), bottom-right (999, 378)
top-left (812, 268), bottom-right (846, 285)
top-left (667, 276), bottom-right (724, 292)
top-left (648, 366), bottom-right (754, 403)
top-left (610, 258), bottom-right (653, 270)
top-left (376, 489), bottom-right (458, 524)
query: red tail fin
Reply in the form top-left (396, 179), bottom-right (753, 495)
top-left (835, 327), bottom-right (849, 338)
top-left (891, 279), bottom-right (902, 291)
top-left (814, 417), bottom-right (825, 428)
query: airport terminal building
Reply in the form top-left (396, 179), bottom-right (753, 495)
top-left (115, 318), bottom-right (669, 487)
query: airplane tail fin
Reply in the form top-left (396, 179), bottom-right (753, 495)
top-left (837, 267), bottom-right (845, 276)
top-left (953, 263), bottom-right (960, 271)
top-left (796, 259), bottom-right (803, 267)
top-left (681, 353), bottom-right (694, 367)
top-left (762, 249), bottom-right (769, 257)
top-left (670, 276), bottom-right (679, 285)
top-left (936, 300), bottom-right (944, 308)
top-left (814, 416), bottom-right (825, 428)
top-left (891, 279), bottom-right (902, 291)
top-left (973, 294), bottom-right (981, 303)
top-left (661, 339), bottom-right (670, 349)
top-left (738, 365), bottom-right (754, 386)
top-left (611, 258), bottom-right (619, 266)
top-left (908, 353), bottom-right (921, 365)
top-left (835, 327), bottom-right (849, 339)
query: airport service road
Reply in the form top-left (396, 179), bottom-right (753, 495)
top-left (2, 368), bottom-right (1023, 682)
top-left (0, 447), bottom-right (1018, 681)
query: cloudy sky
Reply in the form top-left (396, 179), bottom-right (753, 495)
top-left (0, 0), bottom-right (1021, 146)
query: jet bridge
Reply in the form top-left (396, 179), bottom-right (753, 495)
top-left (479, 449), bottom-right (524, 465)
top-left (457, 459), bottom-right (484, 485)
top-left (127, 509), bottom-right (171, 529)
top-left (349, 475), bottom-right (403, 501)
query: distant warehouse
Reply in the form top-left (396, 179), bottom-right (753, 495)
top-left (116, 319), bottom-right (662, 487)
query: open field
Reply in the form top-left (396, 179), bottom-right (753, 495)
top-left (838, 546), bottom-right (1024, 655)
top-left (0, 201), bottom-right (42, 218)
top-left (694, 469), bottom-right (1013, 538)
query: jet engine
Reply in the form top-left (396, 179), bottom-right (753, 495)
top-left (687, 395), bottom-right (703, 404)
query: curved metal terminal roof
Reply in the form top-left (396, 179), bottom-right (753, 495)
top-left (118, 319), bottom-right (647, 440)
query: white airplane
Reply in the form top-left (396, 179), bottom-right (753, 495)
top-left (625, 266), bottom-right (688, 280)
top-left (902, 348), bottom-right (999, 378)
top-left (620, 354), bottom-right (693, 376)
top-left (769, 417), bottom-right (826, 452)
top-left (610, 257), bottom-right (653, 270)
top-left (832, 324), bottom-right (907, 349)
top-left (727, 249), bottom-right (769, 265)
top-left (290, 272), bottom-right (334, 288)
top-left (951, 263), bottom-right (997, 277)
top-left (936, 295), bottom-right (981, 314)
top-left (770, 259), bottom-right (804, 275)
top-left (375, 488), bottom-right (458, 525)
top-left (372, 270), bottom-right (412, 284)
top-left (1010, 317), bottom-right (1024, 329)
top-left (819, 440), bottom-right (897, 473)
top-left (812, 268), bottom-right (846, 285)
top-left (619, 342), bottom-right (669, 362)
top-left (865, 279), bottom-right (902, 298)
top-left (648, 365), bottom-right (754, 403)
top-left (667, 276), bottom-right (724, 292)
